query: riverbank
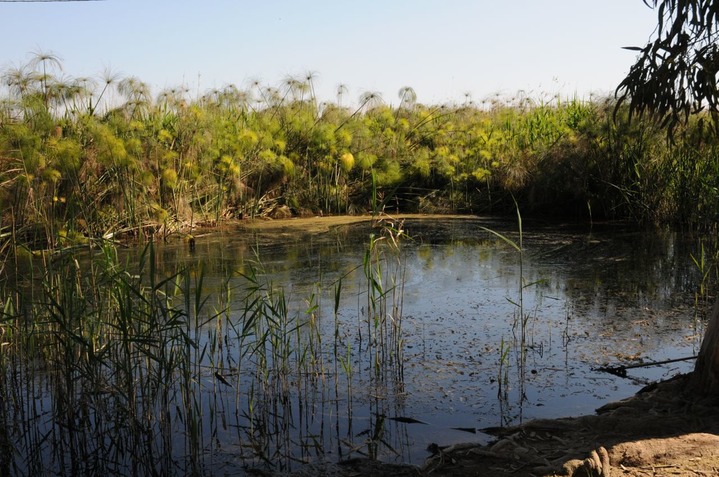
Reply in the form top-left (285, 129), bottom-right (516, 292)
top-left (287, 373), bottom-right (719, 476)
top-left (226, 213), bottom-right (476, 233)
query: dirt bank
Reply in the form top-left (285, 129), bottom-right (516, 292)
top-left (286, 373), bottom-right (719, 477)
top-left (236, 213), bottom-right (474, 233)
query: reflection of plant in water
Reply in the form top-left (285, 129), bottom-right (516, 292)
top-left (0, 241), bottom-right (220, 475)
top-left (0, 221), bottom-right (414, 474)
top-left (225, 218), bottom-right (411, 467)
top-left (363, 215), bottom-right (408, 383)
top-left (0, 218), bottom-right (701, 472)
top-left (482, 204), bottom-right (540, 425)
top-left (497, 336), bottom-right (511, 422)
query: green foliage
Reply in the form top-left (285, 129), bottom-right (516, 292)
top-left (617, 0), bottom-right (719, 135)
top-left (3, 53), bottom-right (719, 248)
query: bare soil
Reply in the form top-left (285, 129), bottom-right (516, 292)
top-left (421, 374), bottom-right (719, 477)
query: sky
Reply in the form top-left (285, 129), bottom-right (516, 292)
top-left (0, 0), bottom-right (660, 107)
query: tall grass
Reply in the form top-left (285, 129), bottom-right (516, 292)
top-left (0, 215), bottom-right (411, 474)
top-left (482, 205), bottom-right (546, 426)
top-left (6, 53), bottom-right (719, 248)
top-left (0, 241), bottom-right (231, 474)
top-left (363, 216), bottom-right (407, 382)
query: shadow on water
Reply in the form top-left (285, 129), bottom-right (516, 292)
top-left (0, 217), bottom-right (708, 474)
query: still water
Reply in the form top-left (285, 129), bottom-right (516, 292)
top-left (8, 216), bottom-right (706, 475)
top-left (146, 216), bottom-right (703, 470)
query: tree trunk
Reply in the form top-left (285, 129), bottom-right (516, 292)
top-left (690, 297), bottom-right (719, 394)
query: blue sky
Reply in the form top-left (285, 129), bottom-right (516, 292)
top-left (0, 0), bottom-right (658, 106)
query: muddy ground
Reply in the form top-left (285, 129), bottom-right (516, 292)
top-left (234, 213), bottom-right (470, 233)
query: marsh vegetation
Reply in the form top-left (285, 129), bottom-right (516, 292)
top-left (1, 53), bottom-right (719, 475)
top-left (3, 52), bottom-right (719, 252)
top-left (0, 215), bottom-right (707, 475)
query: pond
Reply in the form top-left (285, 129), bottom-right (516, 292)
top-left (1, 216), bottom-right (707, 475)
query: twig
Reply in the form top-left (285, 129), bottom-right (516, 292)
top-left (596, 355), bottom-right (697, 377)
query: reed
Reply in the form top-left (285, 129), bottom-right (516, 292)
top-left (0, 212), bottom-right (419, 474)
top-left (481, 204), bottom-right (545, 425)
top-left (363, 216), bottom-right (408, 382)
top-left (690, 234), bottom-right (719, 342)
top-left (0, 241), bottom-right (215, 474)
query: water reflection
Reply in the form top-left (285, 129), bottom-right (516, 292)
top-left (149, 219), bottom-right (703, 460)
top-left (4, 218), bottom-right (706, 474)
